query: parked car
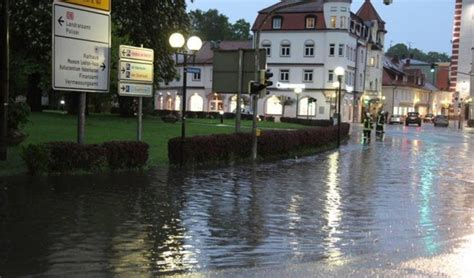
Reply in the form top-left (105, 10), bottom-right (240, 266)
top-left (405, 112), bottom-right (422, 126)
top-left (424, 113), bottom-right (434, 123)
top-left (433, 115), bottom-right (449, 127)
top-left (389, 114), bottom-right (404, 124)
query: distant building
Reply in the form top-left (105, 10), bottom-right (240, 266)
top-left (158, 0), bottom-right (386, 123)
top-left (382, 56), bottom-right (452, 117)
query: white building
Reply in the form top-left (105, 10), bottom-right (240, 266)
top-left (450, 0), bottom-right (474, 118)
top-left (157, 0), bottom-right (386, 123)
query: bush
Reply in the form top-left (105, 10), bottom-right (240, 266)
top-left (8, 100), bottom-right (30, 131)
top-left (21, 141), bottom-right (148, 175)
top-left (280, 117), bottom-right (332, 127)
top-left (161, 114), bottom-right (178, 123)
top-left (168, 123), bottom-right (350, 166)
top-left (103, 141), bottom-right (149, 170)
top-left (22, 144), bottom-right (50, 175)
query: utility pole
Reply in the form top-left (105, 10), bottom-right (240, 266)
top-left (0, 0), bottom-right (10, 160)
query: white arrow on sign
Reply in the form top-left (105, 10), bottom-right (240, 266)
top-left (118, 82), bottom-right (153, 98)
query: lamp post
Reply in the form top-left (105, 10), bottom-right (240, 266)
top-left (335, 66), bottom-right (345, 148)
top-left (169, 32), bottom-right (202, 165)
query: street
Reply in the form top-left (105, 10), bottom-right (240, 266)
top-left (1, 123), bottom-right (474, 276)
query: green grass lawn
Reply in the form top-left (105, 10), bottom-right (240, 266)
top-left (0, 111), bottom-right (306, 176)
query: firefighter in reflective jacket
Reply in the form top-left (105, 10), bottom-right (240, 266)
top-left (375, 111), bottom-right (386, 138)
top-left (363, 113), bottom-right (373, 142)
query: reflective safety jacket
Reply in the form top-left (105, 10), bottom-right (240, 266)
top-left (363, 118), bottom-right (373, 131)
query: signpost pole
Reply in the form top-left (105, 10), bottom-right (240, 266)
top-left (137, 97), bottom-right (142, 141)
top-left (252, 32), bottom-right (261, 161)
top-left (0, 0), bottom-right (9, 160)
top-left (236, 49), bottom-right (243, 133)
top-left (77, 92), bottom-right (86, 144)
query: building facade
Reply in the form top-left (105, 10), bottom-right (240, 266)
top-left (157, 0), bottom-right (386, 123)
top-left (383, 56), bottom-right (452, 117)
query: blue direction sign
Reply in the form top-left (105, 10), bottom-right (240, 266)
top-left (118, 82), bottom-right (153, 98)
top-left (185, 67), bottom-right (201, 74)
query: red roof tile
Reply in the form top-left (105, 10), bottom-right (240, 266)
top-left (356, 0), bottom-right (385, 31)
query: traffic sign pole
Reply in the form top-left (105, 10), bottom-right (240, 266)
top-left (137, 97), bottom-right (142, 141)
top-left (0, 0), bottom-right (9, 160)
top-left (77, 92), bottom-right (86, 144)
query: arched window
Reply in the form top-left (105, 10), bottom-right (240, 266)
top-left (262, 40), bottom-right (272, 57)
top-left (272, 16), bottom-right (282, 29)
top-left (155, 93), bottom-right (163, 110)
top-left (266, 95), bottom-right (283, 115)
top-left (209, 94), bottom-right (223, 111)
top-left (165, 95), bottom-right (173, 110)
top-left (298, 97), bottom-right (317, 117)
top-left (281, 40), bottom-right (291, 57)
top-left (304, 40), bottom-right (315, 57)
top-left (174, 95), bottom-right (181, 111)
top-left (190, 93), bottom-right (204, 112)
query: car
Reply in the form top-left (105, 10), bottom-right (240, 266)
top-left (424, 113), bottom-right (434, 123)
top-left (433, 115), bottom-right (449, 127)
top-left (389, 114), bottom-right (404, 124)
top-left (405, 112), bottom-right (422, 126)
top-left (233, 108), bottom-right (253, 115)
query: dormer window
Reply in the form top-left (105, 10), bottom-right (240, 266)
top-left (272, 16), bottom-right (282, 29)
top-left (330, 16), bottom-right (337, 28)
top-left (305, 16), bottom-right (316, 29)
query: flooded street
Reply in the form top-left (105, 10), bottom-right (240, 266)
top-left (1, 124), bottom-right (474, 276)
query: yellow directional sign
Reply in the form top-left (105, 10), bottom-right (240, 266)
top-left (59, 0), bottom-right (111, 11)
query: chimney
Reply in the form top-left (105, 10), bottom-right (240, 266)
top-left (406, 58), bottom-right (411, 67)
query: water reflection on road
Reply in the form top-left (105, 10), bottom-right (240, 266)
top-left (1, 124), bottom-right (474, 276)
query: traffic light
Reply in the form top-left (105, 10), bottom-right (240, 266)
top-left (430, 63), bottom-right (435, 73)
top-left (383, 0), bottom-right (393, 5)
top-left (259, 69), bottom-right (274, 89)
top-left (248, 81), bottom-right (265, 95)
top-left (308, 97), bottom-right (317, 104)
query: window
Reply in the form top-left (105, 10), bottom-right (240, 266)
top-left (280, 69), bottom-right (290, 82)
top-left (338, 44), bottom-right (344, 56)
top-left (192, 72), bottom-right (201, 81)
top-left (330, 16), bottom-right (337, 28)
top-left (360, 73), bottom-right (363, 86)
top-left (281, 40), bottom-right (291, 57)
top-left (262, 40), bottom-right (271, 57)
top-left (370, 57), bottom-right (376, 66)
top-left (303, 70), bottom-right (313, 82)
top-left (304, 40), bottom-right (314, 56)
top-left (305, 16), bottom-right (316, 29)
top-left (340, 7), bottom-right (347, 12)
top-left (360, 50), bottom-right (364, 63)
top-left (329, 43), bottom-right (335, 56)
top-left (340, 16), bottom-right (346, 28)
top-left (330, 6), bottom-right (337, 11)
top-left (376, 54), bottom-right (380, 68)
top-left (272, 16), bottom-right (282, 29)
top-left (328, 70), bottom-right (334, 82)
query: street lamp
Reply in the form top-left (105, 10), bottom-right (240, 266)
top-left (169, 32), bottom-right (202, 166)
top-left (335, 66), bottom-right (345, 148)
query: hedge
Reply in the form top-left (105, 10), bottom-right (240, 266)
top-left (22, 141), bottom-right (149, 175)
top-left (280, 117), bottom-right (333, 127)
top-left (168, 123), bottom-right (350, 165)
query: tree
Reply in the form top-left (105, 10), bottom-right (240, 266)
top-left (190, 9), bottom-right (251, 41)
top-left (386, 43), bottom-right (451, 63)
top-left (10, 0), bottom-right (53, 111)
top-left (113, 0), bottom-right (190, 116)
top-left (231, 19), bottom-right (252, 40)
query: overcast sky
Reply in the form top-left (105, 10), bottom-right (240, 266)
top-left (187, 0), bottom-right (454, 55)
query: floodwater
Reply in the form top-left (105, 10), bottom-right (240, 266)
top-left (1, 124), bottom-right (474, 276)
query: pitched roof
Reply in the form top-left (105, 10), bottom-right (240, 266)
top-left (178, 41), bottom-right (253, 65)
top-left (356, 0), bottom-right (385, 31)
